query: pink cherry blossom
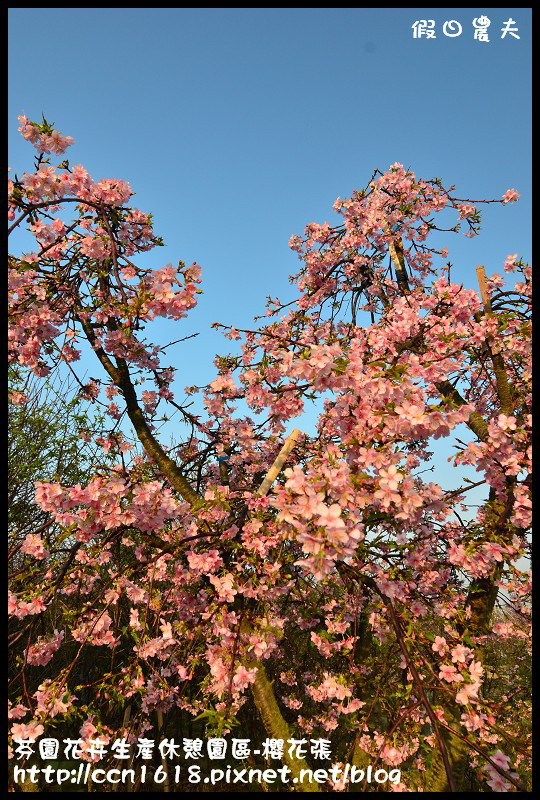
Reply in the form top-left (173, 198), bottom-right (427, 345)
top-left (455, 682), bottom-right (480, 705)
top-left (11, 721), bottom-right (44, 740)
top-left (502, 188), bottom-right (520, 204)
top-left (450, 644), bottom-right (472, 664)
top-left (439, 663), bottom-right (462, 683)
top-left (20, 533), bottom-right (50, 560)
top-left (432, 636), bottom-right (448, 656)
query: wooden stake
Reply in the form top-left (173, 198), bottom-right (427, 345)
top-left (257, 428), bottom-right (301, 497)
top-left (475, 266), bottom-right (492, 312)
top-left (156, 710), bottom-right (170, 792)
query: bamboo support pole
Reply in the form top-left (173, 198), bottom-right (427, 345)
top-left (475, 265), bottom-right (492, 311)
top-left (239, 428), bottom-right (321, 791)
top-left (257, 429), bottom-right (302, 497)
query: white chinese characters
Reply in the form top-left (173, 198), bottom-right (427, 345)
top-left (12, 735), bottom-right (336, 762)
top-left (411, 20), bottom-right (436, 39)
top-left (412, 17), bottom-right (520, 40)
top-left (473, 16), bottom-right (491, 42)
top-left (501, 18), bottom-right (520, 39)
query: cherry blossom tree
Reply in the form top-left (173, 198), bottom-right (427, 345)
top-left (8, 116), bottom-right (531, 792)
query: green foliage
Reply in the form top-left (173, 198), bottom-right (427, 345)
top-left (8, 367), bottom-right (105, 539)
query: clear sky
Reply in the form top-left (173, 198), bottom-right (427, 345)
top-left (8, 8), bottom-right (531, 461)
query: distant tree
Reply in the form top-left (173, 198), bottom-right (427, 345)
top-left (8, 368), bottom-right (106, 541)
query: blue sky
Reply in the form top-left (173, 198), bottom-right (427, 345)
top-left (8, 8), bottom-right (531, 480)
